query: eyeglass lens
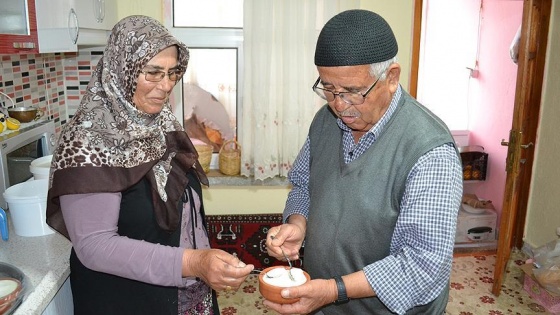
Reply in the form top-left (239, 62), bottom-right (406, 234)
top-left (315, 89), bottom-right (365, 105)
top-left (143, 70), bottom-right (184, 82)
top-left (312, 75), bottom-right (381, 105)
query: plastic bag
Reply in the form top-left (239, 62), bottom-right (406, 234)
top-left (532, 239), bottom-right (560, 295)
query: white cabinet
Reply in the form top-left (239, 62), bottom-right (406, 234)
top-left (35, 0), bottom-right (78, 52)
top-left (34, 0), bottom-right (117, 53)
top-left (42, 277), bottom-right (74, 315)
top-left (74, 0), bottom-right (117, 45)
top-left (74, 0), bottom-right (117, 30)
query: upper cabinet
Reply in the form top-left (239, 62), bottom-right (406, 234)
top-left (0, 0), bottom-right (40, 54)
top-left (35, 0), bottom-right (117, 52)
top-left (0, 0), bottom-right (117, 54)
top-left (73, 0), bottom-right (117, 45)
top-left (74, 0), bottom-right (117, 31)
top-left (35, 0), bottom-right (79, 52)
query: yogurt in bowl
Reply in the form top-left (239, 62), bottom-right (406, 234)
top-left (258, 266), bottom-right (310, 304)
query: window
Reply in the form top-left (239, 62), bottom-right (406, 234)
top-left (166, 0), bottom-right (243, 153)
top-left (182, 48), bottom-right (237, 151)
top-left (167, 1), bottom-right (359, 179)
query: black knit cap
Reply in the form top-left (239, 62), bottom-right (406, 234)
top-left (315, 9), bottom-right (398, 66)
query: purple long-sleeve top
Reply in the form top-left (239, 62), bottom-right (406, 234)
top-left (60, 192), bottom-right (199, 287)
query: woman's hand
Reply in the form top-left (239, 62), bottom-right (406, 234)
top-left (182, 249), bottom-right (254, 291)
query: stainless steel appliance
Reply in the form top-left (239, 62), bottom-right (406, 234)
top-left (0, 120), bottom-right (56, 208)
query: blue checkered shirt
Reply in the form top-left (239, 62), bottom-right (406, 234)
top-left (284, 86), bottom-right (463, 314)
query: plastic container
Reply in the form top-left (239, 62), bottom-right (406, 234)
top-left (0, 208), bottom-right (8, 241)
top-left (3, 179), bottom-right (54, 237)
top-left (29, 155), bottom-right (52, 180)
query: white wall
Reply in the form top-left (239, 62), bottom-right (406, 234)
top-left (360, 1), bottom-right (414, 91)
top-left (117, 0), bottom-right (162, 22)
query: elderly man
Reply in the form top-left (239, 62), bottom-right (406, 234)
top-left (265, 9), bottom-right (463, 315)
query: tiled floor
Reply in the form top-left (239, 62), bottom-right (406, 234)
top-left (446, 250), bottom-right (554, 314)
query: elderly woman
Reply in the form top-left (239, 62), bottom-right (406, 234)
top-left (46, 16), bottom-right (253, 314)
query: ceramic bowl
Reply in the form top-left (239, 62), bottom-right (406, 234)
top-left (258, 266), bottom-right (310, 304)
top-left (0, 262), bottom-right (27, 315)
top-left (0, 277), bottom-right (22, 314)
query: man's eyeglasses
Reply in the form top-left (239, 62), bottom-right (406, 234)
top-left (141, 69), bottom-right (185, 82)
top-left (312, 75), bottom-right (382, 105)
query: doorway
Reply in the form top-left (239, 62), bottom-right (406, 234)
top-left (412, 0), bottom-right (550, 295)
top-left (414, 0), bottom-right (523, 216)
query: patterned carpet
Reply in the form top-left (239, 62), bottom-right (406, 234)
top-left (216, 250), bottom-right (556, 315)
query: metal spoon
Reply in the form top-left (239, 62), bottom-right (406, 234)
top-left (270, 235), bottom-right (295, 281)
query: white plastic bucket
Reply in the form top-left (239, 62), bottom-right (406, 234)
top-left (29, 155), bottom-right (52, 180)
top-left (3, 179), bottom-right (54, 237)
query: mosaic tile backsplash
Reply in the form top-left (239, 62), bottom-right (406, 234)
top-left (0, 49), bottom-right (103, 133)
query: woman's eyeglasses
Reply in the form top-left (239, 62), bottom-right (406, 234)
top-left (141, 69), bottom-right (185, 82)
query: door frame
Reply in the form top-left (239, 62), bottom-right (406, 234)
top-left (410, 0), bottom-right (551, 296)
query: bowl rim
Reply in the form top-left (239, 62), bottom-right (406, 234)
top-left (258, 266), bottom-right (310, 287)
top-left (258, 266), bottom-right (310, 304)
top-left (8, 107), bottom-right (38, 112)
top-left (0, 277), bottom-right (22, 303)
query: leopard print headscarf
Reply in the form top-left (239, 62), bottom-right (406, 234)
top-left (47, 16), bottom-right (207, 237)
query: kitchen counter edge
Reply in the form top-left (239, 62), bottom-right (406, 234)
top-left (0, 211), bottom-right (72, 315)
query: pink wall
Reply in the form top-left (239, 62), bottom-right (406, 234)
top-left (466, 1), bottom-right (523, 218)
top-left (420, 0), bottom-right (523, 220)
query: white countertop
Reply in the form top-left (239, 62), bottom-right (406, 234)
top-left (0, 211), bottom-right (72, 315)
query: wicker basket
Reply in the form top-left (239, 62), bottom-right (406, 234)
top-left (219, 140), bottom-right (241, 176)
top-left (194, 144), bottom-right (213, 173)
top-left (459, 145), bottom-right (488, 181)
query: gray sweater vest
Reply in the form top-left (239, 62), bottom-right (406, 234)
top-left (305, 91), bottom-right (455, 314)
